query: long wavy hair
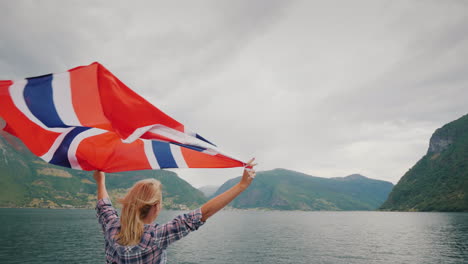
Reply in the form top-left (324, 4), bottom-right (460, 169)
top-left (116, 179), bottom-right (162, 246)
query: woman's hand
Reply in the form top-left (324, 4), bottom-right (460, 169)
top-left (200, 158), bottom-right (258, 222)
top-left (239, 158), bottom-right (257, 190)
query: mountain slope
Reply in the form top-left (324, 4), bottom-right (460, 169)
top-left (213, 169), bottom-right (393, 210)
top-left (0, 131), bottom-right (207, 209)
top-left (381, 114), bottom-right (468, 211)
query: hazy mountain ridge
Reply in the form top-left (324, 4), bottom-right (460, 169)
top-left (0, 131), bottom-right (207, 209)
top-left (213, 168), bottom-right (393, 211)
top-left (0, 129), bottom-right (394, 211)
top-left (381, 114), bottom-right (468, 211)
top-left (198, 185), bottom-right (219, 197)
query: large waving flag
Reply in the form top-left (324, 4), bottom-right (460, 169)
top-left (0, 62), bottom-right (245, 172)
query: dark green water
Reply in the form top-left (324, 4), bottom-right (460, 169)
top-left (0, 208), bottom-right (467, 263)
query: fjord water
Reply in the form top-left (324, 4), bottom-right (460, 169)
top-left (0, 209), bottom-right (467, 264)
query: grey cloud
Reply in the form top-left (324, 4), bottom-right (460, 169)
top-left (318, 9), bottom-right (468, 124)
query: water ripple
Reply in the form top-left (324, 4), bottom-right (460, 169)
top-left (0, 209), bottom-right (467, 263)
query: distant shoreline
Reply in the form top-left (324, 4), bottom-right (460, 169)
top-left (3, 206), bottom-right (465, 213)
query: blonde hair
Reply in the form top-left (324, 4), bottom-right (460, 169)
top-left (116, 178), bottom-right (162, 246)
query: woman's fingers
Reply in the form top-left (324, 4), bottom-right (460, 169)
top-left (243, 158), bottom-right (258, 179)
top-left (245, 158), bottom-right (257, 168)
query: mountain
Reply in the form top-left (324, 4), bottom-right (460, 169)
top-left (198, 185), bottom-right (219, 197)
top-left (0, 131), bottom-right (207, 209)
top-left (213, 169), bottom-right (393, 210)
top-left (381, 114), bottom-right (468, 211)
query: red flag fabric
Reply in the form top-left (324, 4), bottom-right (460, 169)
top-left (0, 62), bottom-right (245, 172)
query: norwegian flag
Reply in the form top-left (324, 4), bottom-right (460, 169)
top-left (0, 62), bottom-right (244, 172)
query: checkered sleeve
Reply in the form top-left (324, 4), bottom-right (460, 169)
top-left (153, 208), bottom-right (205, 249)
top-left (96, 197), bottom-right (119, 232)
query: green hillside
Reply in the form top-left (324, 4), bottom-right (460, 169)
top-left (213, 169), bottom-right (393, 210)
top-left (0, 131), bottom-right (207, 209)
top-left (381, 114), bottom-right (468, 211)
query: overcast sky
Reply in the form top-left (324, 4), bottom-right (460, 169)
top-left (1, 0), bottom-right (467, 188)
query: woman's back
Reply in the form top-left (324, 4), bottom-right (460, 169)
top-left (96, 198), bottom-right (204, 264)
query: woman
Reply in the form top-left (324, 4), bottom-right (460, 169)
top-left (94, 158), bottom-right (257, 264)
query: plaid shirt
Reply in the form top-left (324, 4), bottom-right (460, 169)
top-left (96, 198), bottom-right (205, 264)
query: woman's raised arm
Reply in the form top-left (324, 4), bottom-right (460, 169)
top-left (200, 158), bottom-right (257, 222)
top-left (93, 170), bottom-right (109, 200)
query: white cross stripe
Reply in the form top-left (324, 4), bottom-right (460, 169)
top-left (170, 144), bottom-right (188, 168)
top-left (40, 127), bottom-right (75, 162)
top-left (67, 128), bottom-right (107, 170)
top-left (52, 72), bottom-right (82, 127)
top-left (143, 140), bottom-right (160, 169)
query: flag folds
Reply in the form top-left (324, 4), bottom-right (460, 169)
top-left (0, 62), bottom-right (244, 172)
